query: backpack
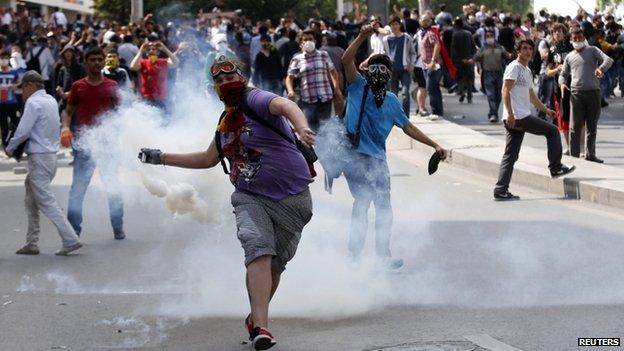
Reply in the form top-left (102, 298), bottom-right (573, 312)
top-left (529, 40), bottom-right (545, 76)
top-left (26, 47), bottom-right (43, 73)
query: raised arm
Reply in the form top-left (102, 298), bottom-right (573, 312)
top-left (130, 42), bottom-right (148, 71)
top-left (342, 25), bottom-right (375, 84)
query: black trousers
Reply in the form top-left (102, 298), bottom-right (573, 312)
top-left (570, 90), bottom-right (601, 158)
top-left (0, 104), bottom-right (19, 146)
top-left (494, 116), bottom-right (563, 194)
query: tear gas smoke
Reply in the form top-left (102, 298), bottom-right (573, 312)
top-left (30, 31), bottom-right (624, 326)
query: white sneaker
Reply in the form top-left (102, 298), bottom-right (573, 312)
top-left (55, 242), bottom-right (83, 256)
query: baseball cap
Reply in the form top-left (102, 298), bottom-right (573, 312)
top-left (16, 70), bottom-right (44, 89)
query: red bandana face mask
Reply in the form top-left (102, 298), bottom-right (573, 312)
top-left (215, 80), bottom-right (247, 133)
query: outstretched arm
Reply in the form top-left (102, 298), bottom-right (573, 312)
top-left (140, 141), bottom-right (220, 169)
top-left (402, 122), bottom-right (447, 159)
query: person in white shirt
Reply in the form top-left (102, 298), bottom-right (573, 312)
top-left (4, 71), bottom-right (82, 256)
top-left (493, 39), bottom-right (575, 201)
top-left (50, 7), bottom-right (68, 29)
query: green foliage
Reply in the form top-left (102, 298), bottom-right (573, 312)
top-left (427, 0), bottom-right (532, 17)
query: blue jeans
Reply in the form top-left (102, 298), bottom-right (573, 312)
top-left (600, 67), bottom-right (612, 100)
top-left (67, 149), bottom-right (124, 235)
top-left (424, 68), bottom-right (443, 116)
top-left (483, 70), bottom-right (503, 118)
top-left (260, 78), bottom-right (283, 96)
top-left (389, 69), bottom-right (411, 116)
top-left (344, 153), bottom-right (393, 258)
top-left (537, 75), bottom-right (555, 119)
top-left (299, 100), bottom-right (333, 132)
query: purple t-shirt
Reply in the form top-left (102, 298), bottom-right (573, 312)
top-left (220, 89), bottom-right (312, 201)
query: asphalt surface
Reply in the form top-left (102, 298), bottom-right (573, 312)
top-left (1, 147), bottom-right (624, 350)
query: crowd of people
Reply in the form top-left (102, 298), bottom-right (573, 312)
top-left (1, 3), bottom-right (622, 350)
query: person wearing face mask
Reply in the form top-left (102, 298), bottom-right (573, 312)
top-left (102, 47), bottom-right (131, 89)
top-left (0, 50), bottom-right (20, 148)
top-left (467, 29), bottom-right (512, 122)
top-left (285, 29), bottom-right (343, 131)
top-left (138, 57), bottom-right (315, 350)
top-left (205, 33), bottom-right (237, 90)
top-left (341, 25), bottom-right (447, 269)
top-left (559, 27), bottom-right (613, 163)
top-left (130, 39), bottom-right (180, 111)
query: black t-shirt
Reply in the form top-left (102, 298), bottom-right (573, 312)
top-left (404, 18), bottom-right (420, 36)
top-left (255, 50), bottom-right (283, 80)
top-left (498, 27), bottom-right (515, 53)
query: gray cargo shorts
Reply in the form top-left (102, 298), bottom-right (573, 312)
top-left (231, 188), bottom-right (313, 273)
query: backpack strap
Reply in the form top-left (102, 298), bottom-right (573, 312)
top-left (353, 84), bottom-right (369, 141)
top-left (214, 111), bottom-right (229, 174)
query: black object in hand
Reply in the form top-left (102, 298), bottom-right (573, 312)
top-left (5, 130), bottom-right (27, 162)
top-left (138, 148), bottom-right (162, 165)
top-left (428, 151), bottom-right (441, 175)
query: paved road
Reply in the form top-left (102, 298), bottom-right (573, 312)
top-left (437, 88), bottom-right (624, 168)
top-left (1, 147), bottom-right (623, 350)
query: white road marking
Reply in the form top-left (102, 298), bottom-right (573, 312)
top-left (464, 334), bottom-right (525, 351)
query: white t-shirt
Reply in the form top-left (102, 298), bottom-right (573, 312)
top-left (502, 60), bottom-right (533, 120)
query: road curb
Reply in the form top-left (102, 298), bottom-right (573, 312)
top-left (387, 116), bottom-right (624, 210)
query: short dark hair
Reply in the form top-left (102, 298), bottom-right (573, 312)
top-left (105, 45), bottom-right (119, 55)
top-left (515, 38), bottom-right (535, 51)
top-left (123, 34), bottom-right (133, 43)
top-left (84, 47), bottom-right (105, 61)
top-left (389, 15), bottom-right (401, 25)
top-left (260, 34), bottom-right (271, 42)
top-left (551, 23), bottom-right (568, 35)
top-left (368, 54), bottom-right (392, 70)
top-left (0, 50), bottom-right (10, 58)
top-left (570, 26), bottom-right (584, 36)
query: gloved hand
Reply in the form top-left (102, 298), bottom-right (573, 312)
top-left (60, 128), bottom-right (73, 148)
top-left (138, 148), bottom-right (163, 165)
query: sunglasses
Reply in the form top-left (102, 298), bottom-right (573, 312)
top-left (368, 64), bottom-right (389, 74)
top-left (210, 59), bottom-right (239, 78)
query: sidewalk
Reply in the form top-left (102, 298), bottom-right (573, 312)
top-left (441, 91), bottom-right (624, 168)
top-left (387, 115), bottom-right (624, 210)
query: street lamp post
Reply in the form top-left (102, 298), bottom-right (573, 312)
top-left (367, 0), bottom-right (389, 23)
top-left (131, 0), bottom-right (143, 22)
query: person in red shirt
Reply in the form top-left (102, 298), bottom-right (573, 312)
top-left (60, 47), bottom-right (125, 240)
top-left (130, 38), bottom-right (179, 110)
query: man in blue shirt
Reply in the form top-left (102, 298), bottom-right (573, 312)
top-left (0, 50), bottom-right (19, 147)
top-left (342, 25), bottom-right (447, 269)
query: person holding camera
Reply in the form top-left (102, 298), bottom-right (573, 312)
top-left (138, 57), bottom-right (314, 351)
top-left (342, 25), bottom-right (447, 269)
top-left (130, 37), bottom-right (179, 111)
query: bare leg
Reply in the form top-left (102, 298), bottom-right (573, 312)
top-left (246, 264), bottom-right (282, 326)
top-left (246, 255), bottom-right (273, 328)
top-left (417, 88), bottom-right (427, 111)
